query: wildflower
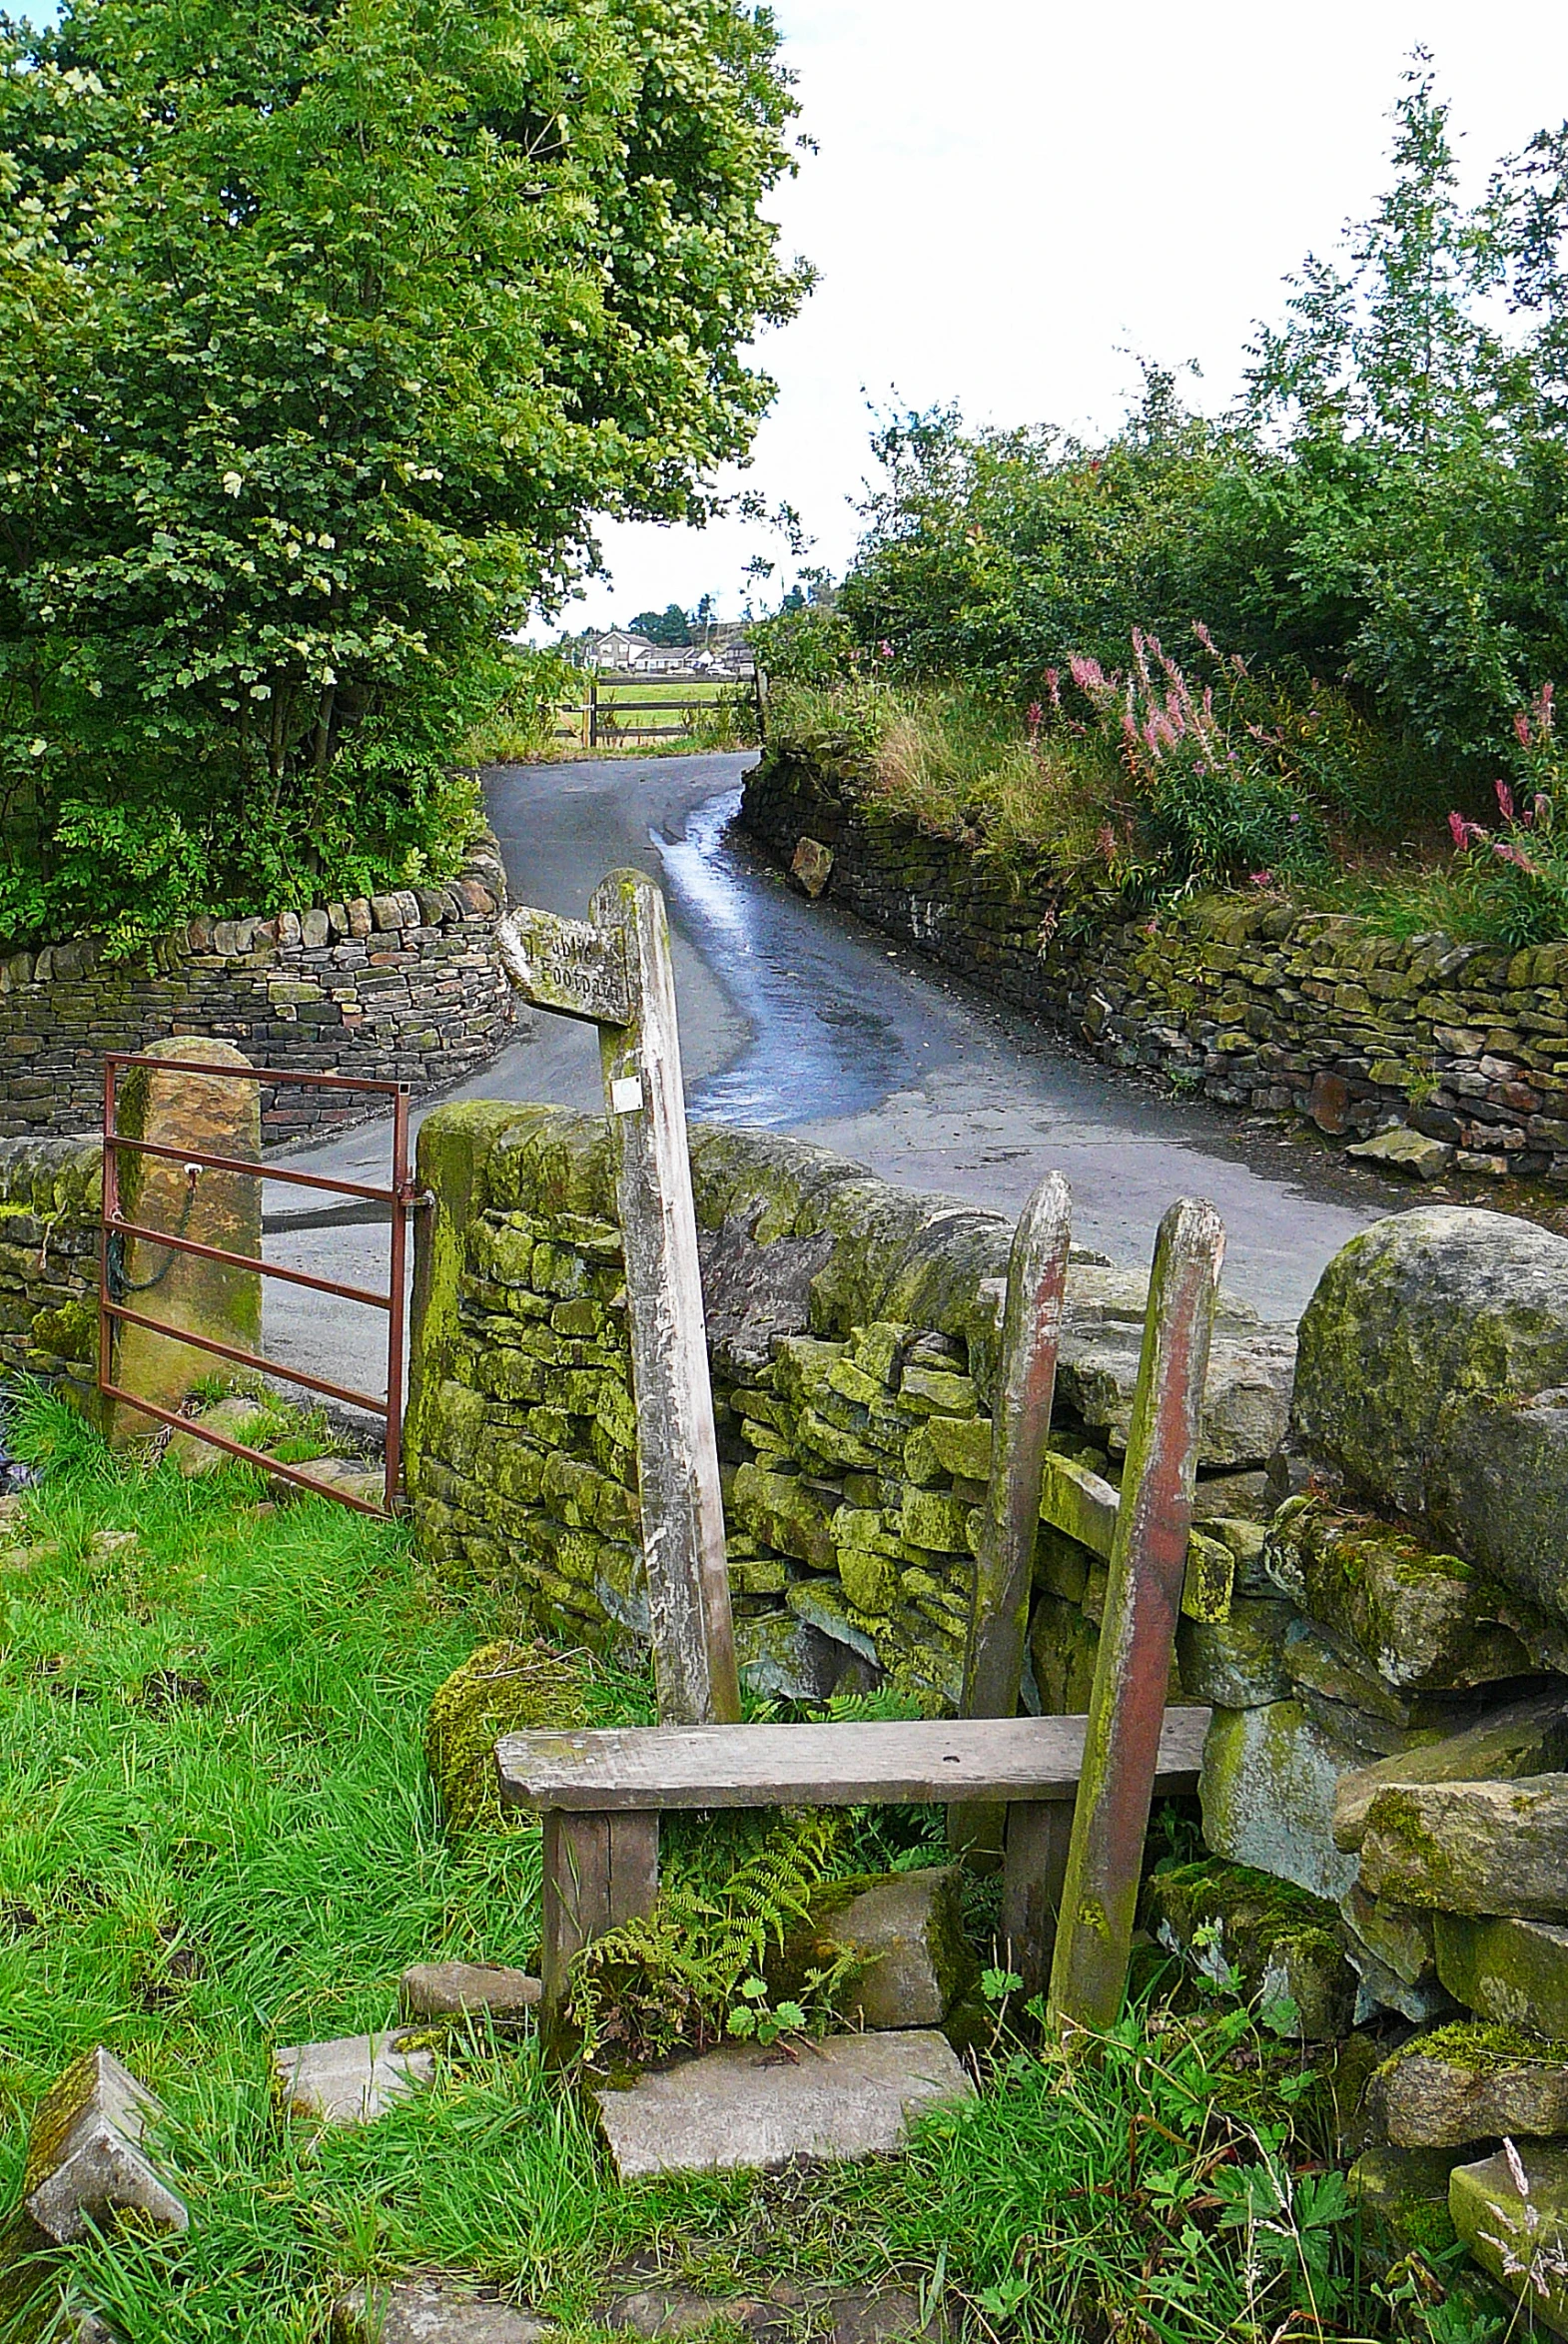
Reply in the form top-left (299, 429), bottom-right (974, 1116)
top-left (1026, 701), bottom-right (1043, 741)
top-left (1045, 667), bottom-right (1062, 710)
top-left (1069, 654), bottom-right (1105, 694)
top-left (1493, 841), bottom-right (1541, 874)
top-left (1249, 870), bottom-right (1274, 889)
top-left (1448, 810), bottom-right (1483, 851)
top-left (878, 640), bottom-right (893, 661)
top-left (1497, 778), bottom-right (1516, 823)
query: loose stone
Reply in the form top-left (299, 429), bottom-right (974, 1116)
top-left (1357, 1775), bottom-right (1568, 1918)
top-left (398, 1961), bottom-right (541, 2021)
top-left (23, 2046), bottom-right (189, 2245)
top-left (334, 2280), bottom-right (552, 2342)
top-left (1371, 2024), bottom-right (1568, 2147)
top-left (272, 2032), bottom-right (434, 2127)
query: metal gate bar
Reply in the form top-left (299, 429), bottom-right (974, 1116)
top-left (99, 1055), bottom-right (420, 1517)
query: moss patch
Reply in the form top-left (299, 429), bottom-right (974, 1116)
top-left (424, 1639), bottom-right (592, 1835)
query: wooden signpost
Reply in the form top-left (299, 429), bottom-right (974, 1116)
top-left (496, 871), bottom-right (741, 1727)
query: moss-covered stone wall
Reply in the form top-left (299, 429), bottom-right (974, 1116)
top-left (0, 832), bottom-right (513, 1144)
top-left (742, 752), bottom-right (1568, 1189)
top-left (405, 1103), bottom-right (1290, 1715)
top-left (0, 1136), bottom-right (102, 1408)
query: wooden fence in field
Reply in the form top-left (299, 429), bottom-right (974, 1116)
top-left (549, 667), bottom-right (766, 751)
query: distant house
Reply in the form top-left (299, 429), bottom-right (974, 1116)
top-left (584, 628), bottom-right (655, 669)
top-left (698, 637), bottom-right (756, 677)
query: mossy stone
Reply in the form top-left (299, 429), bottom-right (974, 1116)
top-left (424, 1640), bottom-right (590, 1835)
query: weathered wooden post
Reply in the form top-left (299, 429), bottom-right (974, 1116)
top-left (954, 1172), bottom-right (1073, 1873)
top-left (1047, 1196), bottom-right (1224, 2037)
top-left (496, 874), bottom-right (741, 1727)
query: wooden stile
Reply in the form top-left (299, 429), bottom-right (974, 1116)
top-left (1047, 1197), bottom-right (1224, 2038)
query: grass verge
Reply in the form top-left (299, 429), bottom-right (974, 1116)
top-left (0, 1388), bottom-right (1478, 2343)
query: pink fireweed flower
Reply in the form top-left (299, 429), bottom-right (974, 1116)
top-left (1249, 871), bottom-right (1274, 889)
top-left (1496, 778), bottom-right (1516, 823)
top-left (1192, 620), bottom-right (1218, 659)
top-left (1045, 667), bottom-right (1062, 709)
top-left (1069, 654), bottom-right (1105, 694)
top-left (1493, 841), bottom-right (1541, 874)
top-left (878, 640), bottom-right (893, 660)
top-left (1026, 701), bottom-right (1043, 737)
top-left (1449, 810), bottom-right (1482, 851)
top-left (1516, 710), bottom-right (1534, 750)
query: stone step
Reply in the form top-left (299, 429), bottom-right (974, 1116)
top-left (272, 2032), bottom-right (434, 2127)
top-left (399, 1962), bottom-right (541, 2022)
top-left (588, 2027), bottom-right (974, 2179)
top-left (334, 2280), bottom-right (550, 2342)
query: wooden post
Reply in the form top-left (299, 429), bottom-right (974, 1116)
top-left (1047, 1197), bottom-right (1224, 2038)
top-left (495, 873), bottom-right (741, 1728)
top-left (953, 1172), bottom-right (1073, 1860)
top-left (540, 1809), bottom-right (660, 2062)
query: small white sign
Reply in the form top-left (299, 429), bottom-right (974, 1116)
top-left (610, 1075), bottom-right (644, 1115)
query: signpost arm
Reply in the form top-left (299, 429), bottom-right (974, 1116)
top-left (591, 870), bottom-right (741, 1726)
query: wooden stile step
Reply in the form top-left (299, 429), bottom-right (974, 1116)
top-left (495, 1707), bottom-right (1209, 1814)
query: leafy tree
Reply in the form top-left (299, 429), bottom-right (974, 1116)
top-left (0, 0), bottom-right (810, 949)
top-left (629, 604), bottom-right (694, 647)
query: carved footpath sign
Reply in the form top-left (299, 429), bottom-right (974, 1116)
top-left (496, 874), bottom-right (740, 1726)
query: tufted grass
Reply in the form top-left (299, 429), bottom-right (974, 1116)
top-left (0, 1387), bottom-right (1454, 2344)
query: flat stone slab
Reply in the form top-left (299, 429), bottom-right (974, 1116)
top-left (334, 2279), bottom-right (551, 2343)
top-left (399, 1962), bottom-right (541, 2021)
top-left (588, 2028), bottom-right (975, 2178)
top-left (273, 2031), bottom-right (434, 2127)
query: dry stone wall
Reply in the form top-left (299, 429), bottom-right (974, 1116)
top-left (0, 832), bottom-right (513, 1145)
top-left (0, 1135), bottom-right (101, 1410)
top-left (404, 1103), bottom-right (1294, 1715)
top-left (743, 752), bottom-right (1568, 1189)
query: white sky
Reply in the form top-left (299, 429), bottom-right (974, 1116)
top-left (552, 0), bottom-right (1568, 637)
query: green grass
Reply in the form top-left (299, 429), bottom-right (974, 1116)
top-left (0, 1390), bottom-right (1471, 2344)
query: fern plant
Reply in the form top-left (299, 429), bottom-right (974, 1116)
top-left (568, 1809), bottom-right (860, 2064)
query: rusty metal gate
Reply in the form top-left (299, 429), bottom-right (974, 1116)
top-left (98, 1056), bottom-right (421, 1516)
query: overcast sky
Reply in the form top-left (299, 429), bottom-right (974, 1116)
top-left (555, 0), bottom-right (1568, 637)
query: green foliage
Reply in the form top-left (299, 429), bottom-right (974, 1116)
top-left (461, 648), bottom-right (582, 768)
top-left (0, 0), bottom-right (809, 951)
top-left (566, 1809), bottom-right (855, 2065)
top-left (628, 604), bottom-right (694, 649)
top-left (746, 599), bottom-right (860, 687)
top-left (827, 60), bottom-right (1568, 868)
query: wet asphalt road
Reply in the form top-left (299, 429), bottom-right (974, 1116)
top-left (263, 751), bottom-right (1397, 1405)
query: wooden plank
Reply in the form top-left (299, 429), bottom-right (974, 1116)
top-left (593, 870), bottom-right (742, 1727)
top-left (1048, 1199), bottom-right (1224, 2038)
top-left (496, 906), bottom-right (630, 1027)
top-left (1002, 1801), bottom-right (1075, 2000)
top-left (964, 1172), bottom-right (1073, 1723)
top-left (497, 1708), bottom-right (1209, 1813)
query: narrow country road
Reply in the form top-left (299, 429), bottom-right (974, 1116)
top-left (263, 751), bottom-right (1397, 1410)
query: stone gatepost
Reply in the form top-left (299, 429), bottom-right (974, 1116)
top-left (109, 1037), bottom-right (263, 1444)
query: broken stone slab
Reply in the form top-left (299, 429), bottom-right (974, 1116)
top-left (1141, 1858), bottom-right (1356, 2040)
top-left (23, 2046), bottom-right (189, 2245)
top-left (1358, 1774), bottom-right (1568, 1918)
top-left (333, 2279), bottom-right (552, 2343)
top-left (272, 2031), bottom-right (434, 2127)
top-left (587, 2028), bottom-right (974, 2179)
top-left (1435, 1914), bottom-right (1568, 2037)
top-left (1346, 2143), bottom-right (1464, 2264)
top-left (1262, 1497), bottom-right (1559, 1689)
top-left (1345, 1127), bottom-right (1454, 1180)
top-left (1198, 1699), bottom-right (1362, 1907)
top-left (1450, 2139), bottom-right (1568, 2335)
top-left (1371, 2023), bottom-right (1568, 2148)
top-left (398, 1962), bottom-right (540, 2022)
top-left (771, 1867), bottom-right (977, 2030)
top-left (1331, 1691), bottom-right (1568, 1852)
